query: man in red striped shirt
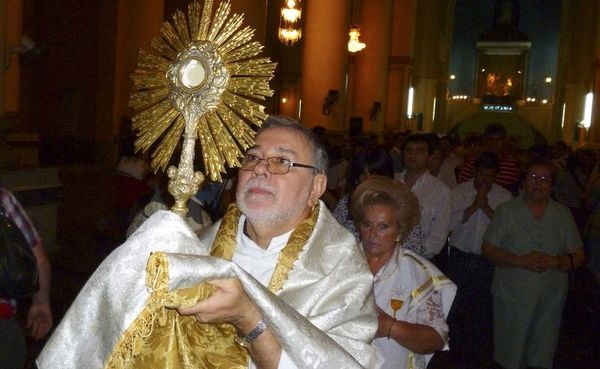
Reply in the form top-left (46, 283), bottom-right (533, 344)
top-left (0, 188), bottom-right (53, 369)
top-left (458, 124), bottom-right (520, 194)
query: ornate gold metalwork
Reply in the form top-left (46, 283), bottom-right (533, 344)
top-left (128, 0), bottom-right (276, 216)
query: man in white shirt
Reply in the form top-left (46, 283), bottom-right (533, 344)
top-left (396, 134), bottom-right (451, 259)
top-left (447, 151), bottom-right (512, 369)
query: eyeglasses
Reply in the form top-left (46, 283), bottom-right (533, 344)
top-left (526, 173), bottom-right (551, 183)
top-left (240, 153), bottom-right (318, 175)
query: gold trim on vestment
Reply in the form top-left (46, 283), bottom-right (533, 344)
top-left (407, 352), bottom-right (415, 369)
top-left (404, 253), bottom-right (450, 300)
top-left (103, 203), bottom-right (319, 369)
top-left (269, 203), bottom-right (319, 292)
top-left (401, 252), bottom-right (451, 369)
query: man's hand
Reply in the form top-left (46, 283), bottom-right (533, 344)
top-left (27, 301), bottom-right (53, 339)
top-left (474, 180), bottom-right (492, 207)
top-left (464, 182), bottom-right (493, 223)
top-left (474, 189), bottom-right (489, 209)
top-left (177, 278), bottom-right (262, 334)
top-left (178, 278), bottom-right (283, 368)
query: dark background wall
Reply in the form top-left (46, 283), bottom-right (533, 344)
top-left (448, 0), bottom-right (561, 100)
top-left (20, 0), bottom-right (112, 166)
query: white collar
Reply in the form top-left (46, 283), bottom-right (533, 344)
top-left (238, 215), bottom-right (294, 256)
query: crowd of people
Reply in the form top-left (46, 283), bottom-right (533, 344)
top-left (323, 122), bottom-right (592, 369)
top-left (2, 117), bottom-right (598, 369)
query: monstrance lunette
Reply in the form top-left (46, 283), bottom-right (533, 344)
top-left (128, 0), bottom-right (276, 217)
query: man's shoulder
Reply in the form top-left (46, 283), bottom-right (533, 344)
top-left (491, 183), bottom-right (512, 198)
top-left (423, 172), bottom-right (450, 195)
top-left (546, 198), bottom-right (573, 216)
top-left (452, 179), bottom-right (474, 192)
top-left (309, 203), bottom-right (361, 252)
top-left (499, 151), bottom-right (518, 162)
top-left (450, 180), bottom-right (475, 200)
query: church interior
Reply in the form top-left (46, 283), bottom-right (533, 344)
top-left (1, 0), bottom-right (600, 368)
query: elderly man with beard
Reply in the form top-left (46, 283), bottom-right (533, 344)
top-left (38, 116), bottom-right (381, 369)
top-left (176, 116), bottom-right (381, 368)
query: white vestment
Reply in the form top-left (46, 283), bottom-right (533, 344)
top-left (37, 201), bottom-right (382, 369)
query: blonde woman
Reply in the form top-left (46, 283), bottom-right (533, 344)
top-left (351, 177), bottom-right (456, 369)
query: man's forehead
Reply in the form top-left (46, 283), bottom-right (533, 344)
top-left (405, 142), bottom-right (428, 150)
top-left (251, 128), bottom-right (308, 154)
top-left (529, 165), bottom-right (550, 174)
top-left (248, 143), bottom-right (297, 156)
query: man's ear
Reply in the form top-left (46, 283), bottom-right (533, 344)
top-left (307, 173), bottom-right (327, 207)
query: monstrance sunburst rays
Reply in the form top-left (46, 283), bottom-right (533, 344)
top-left (128, 0), bottom-right (276, 216)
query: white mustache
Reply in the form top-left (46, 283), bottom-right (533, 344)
top-left (240, 178), bottom-right (276, 196)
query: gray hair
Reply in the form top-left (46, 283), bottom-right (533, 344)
top-left (259, 115), bottom-right (329, 174)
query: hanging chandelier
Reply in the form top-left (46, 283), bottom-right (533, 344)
top-left (278, 0), bottom-right (302, 45)
top-left (347, 25), bottom-right (366, 53)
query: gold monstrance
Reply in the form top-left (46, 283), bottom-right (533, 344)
top-left (128, 0), bottom-right (276, 217)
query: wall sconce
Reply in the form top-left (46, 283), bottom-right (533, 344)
top-left (369, 101), bottom-right (381, 121)
top-left (347, 25), bottom-right (366, 53)
top-left (3, 35), bottom-right (36, 71)
top-left (322, 89), bottom-right (339, 115)
top-left (278, 0), bottom-right (302, 45)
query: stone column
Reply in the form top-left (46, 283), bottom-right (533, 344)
top-left (350, 0), bottom-right (393, 134)
top-left (385, 0), bottom-right (417, 132)
top-left (411, 0), bottom-right (453, 133)
top-left (592, 62), bottom-right (600, 144)
top-left (556, 0), bottom-right (597, 145)
top-left (301, 0), bottom-right (350, 129)
top-left (590, 2), bottom-right (600, 144)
